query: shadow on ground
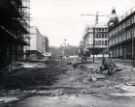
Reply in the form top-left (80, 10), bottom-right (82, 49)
top-left (0, 61), bottom-right (66, 90)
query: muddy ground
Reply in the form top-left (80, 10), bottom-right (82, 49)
top-left (1, 60), bottom-right (135, 107)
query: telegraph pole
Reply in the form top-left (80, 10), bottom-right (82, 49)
top-left (132, 32), bottom-right (134, 68)
top-left (81, 12), bottom-right (109, 63)
top-left (93, 27), bottom-right (95, 63)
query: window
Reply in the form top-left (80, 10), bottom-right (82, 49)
top-left (103, 28), bottom-right (105, 32)
top-left (113, 29), bottom-right (115, 35)
top-left (103, 34), bottom-right (105, 38)
top-left (99, 34), bottom-right (101, 38)
top-left (122, 23), bottom-right (124, 29)
top-left (120, 35), bottom-right (122, 42)
top-left (123, 33), bottom-right (126, 41)
top-left (125, 32), bottom-right (128, 40)
top-left (104, 34), bottom-right (106, 38)
top-left (102, 41), bottom-right (104, 45)
top-left (118, 26), bottom-right (120, 32)
top-left (105, 40), bottom-right (107, 45)
top-left (122, 33), bottom-right (125, 41)
top-left (129, 30), bottom-right (132, 39)
top-left (95, 28), bottom-right (98, 32)
top-left (99, 28), bottom-right (101, 32)
top-left (113, 39), bottom-right (115, 45)
top-left (123, 22), bottom-right (126, 29)
top-left (96, 34), bottom-right (98, 38)
top-left (130, 29), bottom-right (132, 38)
top-left (127, 31), bottom-right (130, 39)
top-left (111, 40), bottom-right (112, 46)
top-left (125, 21), bottom-right (128, 27)
top-left (134, 14), bottom-right (135, 23)
top-left (95, 41), bottom-right (97, 45)
top-left (116, 37), bottom-right (118, 43)
top-left (121, 35), bottom-right (123, 41)
top-left (114, 38), bottom-right (116, 44)
top-left (108, 33), bottom-right (110, 38)
top-left (101, 28), bottom-right (103, 32)
top-left (99, 41), bottom-right (101, 45)
top-left (120, 25), bottom-right (122, 31)
top-left (106, 28), bottom-right (108, 32)
top-left (127, 32), bottom-right (129, 39)
top-left (128, 19), bottom-right (130, 26)
top-left (132, 17), bottom-right (134, 24)
top-left (118, 25), bottom-right (120, 32)
top-left (118, 36), bottom-right (120, 43)
top-left (120, 47), bottom-right (122, 56)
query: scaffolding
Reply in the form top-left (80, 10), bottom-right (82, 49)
top-left (0, 0), bottom-right (30, 71)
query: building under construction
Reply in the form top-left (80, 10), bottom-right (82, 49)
top-left (82, 25), bottom-right (108, 57)
top-left (0, 0), bottom-right (30, 71)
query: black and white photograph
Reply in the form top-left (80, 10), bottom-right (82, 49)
top-left (0, 0), bottom-right (135, 107)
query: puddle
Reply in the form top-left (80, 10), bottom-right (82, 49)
top-left (11, 94), bottom-right (98, 107)
top-left (120, 85), bottom-right (135, 92)
top-left (9, 91), bottom-right (135, 107)
top-left (110, 93), bottom-right (135, 97)
top-left (23, 63), bottom-right (47, 68)
top-left (0, 96), bottom-right (18, 103)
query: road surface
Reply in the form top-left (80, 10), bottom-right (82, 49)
top-left (1, 60), bottom-right (135, 107)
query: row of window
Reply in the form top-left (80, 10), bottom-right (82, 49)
top-left (109, 27), bottom-right (135, 46)
top-left (87, 27), bottom-right (108, 32)
top-left (95, 40), bottom-right (108, 46)
top-left (111, 46), bottom-right (135, 57)
top-left (95, 33), bottom-right (108, 38)
top-left (95, 27), bottom-right (108, 32)
top-left (111, 47), bottom-right (123, 57)
top-left (109, 13), bottom-right (135, 37)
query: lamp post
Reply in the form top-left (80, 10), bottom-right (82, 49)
top-left (109, 51), bottom-right (112, 59)
top-left (60, 39), bottom-right (67, 71)
top-left (93, 27), bottom-right (95, 63)
top-left (63, 39), bottom-right (67, 56)
top-left (132, 31), bottom-right (134, 68)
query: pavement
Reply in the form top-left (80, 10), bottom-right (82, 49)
top-left (1, 59), bottom-right (135, 107)
top-left (96, 57), bottom-right (135, 68)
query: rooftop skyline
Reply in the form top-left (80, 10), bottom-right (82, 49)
top-left (31, 0), bottom-right (135, 46)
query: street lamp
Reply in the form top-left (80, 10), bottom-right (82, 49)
top-left (132, 31), bottom-right (134, 68)
top-left (109, 51), bottom-right (112, 59)
top-left (93, 27), bottom-right (95, 63)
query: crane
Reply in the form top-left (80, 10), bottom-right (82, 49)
top-left (81, 12), bottom-right (110, 62)
top-left (81, 12), bottom-right (110, 25)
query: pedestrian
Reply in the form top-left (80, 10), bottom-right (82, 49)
top-left (102, 57), bottom-right (105, 65)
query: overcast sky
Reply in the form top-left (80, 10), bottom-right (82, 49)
top-left (31, 0), bottom-right (135, 47)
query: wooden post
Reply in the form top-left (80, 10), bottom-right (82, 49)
top-left (60, 56), bottom-right (62, 71)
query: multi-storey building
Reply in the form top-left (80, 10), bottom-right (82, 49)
top-left (83, 27), bottom-right (93, 53)
top-left (0, 0), bottom-right (30, 70)
top-left (78, 40), bottom-right (85, 56)
top-left (83, 24), bottom-right (108, 57)
top-left (44, 36), bottom-right (49, 52)
top-left (108, 8), bottom-right (135, 59)
top-left (28, 27), bottom-right (49, 57)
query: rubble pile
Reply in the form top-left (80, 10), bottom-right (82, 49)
top-left (55, 64), bottom-right (107, 88)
